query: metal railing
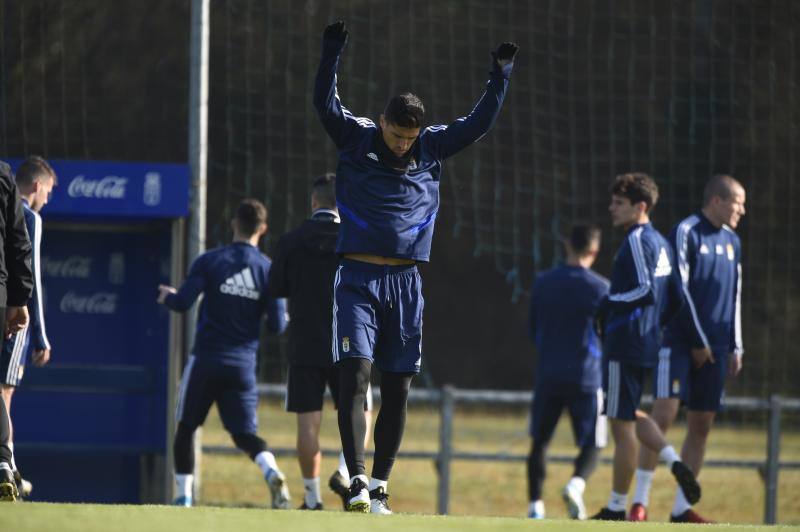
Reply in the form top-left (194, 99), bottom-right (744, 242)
top-left (202, 384), bottom-right (800, 524)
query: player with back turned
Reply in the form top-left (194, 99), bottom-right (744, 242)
top-left (314, 20), bottom-right (517, 513)
top-left (526, 225), bottom-right (609, 520)
top-left (157, 199), bottom-right (290, 509)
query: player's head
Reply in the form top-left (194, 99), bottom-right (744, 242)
top-left (565, 224), bottom-right (601, 266)
top-left (608, 172), bottom-right (658, 228)
top-left (15, 155), bottom-right (57, 212)
top-left (232, 198), bottom-right (268, 240)
top-left (379, 93), bottom-right (424, 157)
top-left (702, 174), bottom-right (746, 229)
top-left (311, 172), bottom-right (336, 212)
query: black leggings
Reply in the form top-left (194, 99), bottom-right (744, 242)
top-left (527, 439), bottom-right (600, 500)
top-left (0, 395), bottom-right (10, 466)
top-left (174, 422), bottom-right (268, 474)
top-left (337, 358), bottom-right (413, 481)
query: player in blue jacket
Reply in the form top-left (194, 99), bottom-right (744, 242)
top-left (157, 199), bottom-right (290, 508)
top-left (591, 173), bottom-right (700, 521)
top-left (0, 156), bottom-right (56, 499)
top-left (527, 225), bottom-right (609, 520)
top-left (314, 20), bottom-right (517, 513)
top-left (630, 175), bottom-right (746, 523)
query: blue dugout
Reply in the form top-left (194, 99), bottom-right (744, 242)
top-left (7, 159), bottom-right (190, 503)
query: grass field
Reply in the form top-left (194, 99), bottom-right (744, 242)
top-left (2, 503), bottom-right (798, 532)
top-left (198, 398), bottom-right (800, 526)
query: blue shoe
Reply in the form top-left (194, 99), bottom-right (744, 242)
top-left (173, 495), bottom-right (192, 507)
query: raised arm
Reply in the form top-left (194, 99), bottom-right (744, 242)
top-left (424, 42), bottom-right (518, 161)
top-left (313, 21), bottom-right (372, 151)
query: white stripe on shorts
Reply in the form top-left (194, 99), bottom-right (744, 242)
top-left (175, 355), bottom-right (196, 422)
top-left (657, 347), bottom-right (671, 398)
top-left (607, 360), bottom-right (620, 419)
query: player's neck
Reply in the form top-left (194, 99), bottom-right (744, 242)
top-left (700, 206), bottom-right (723, 228)
top-left (233, 234), bottom-right (259, 247)
top-left (566, 255), bottom-right (593, 269)
top-left (623, 214), bottom-right (649, 232)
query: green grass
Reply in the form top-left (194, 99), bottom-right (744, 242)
top-left (1, 503), bottom-right (797, 532)
top-left (198, 399), bottom-right (800, 525)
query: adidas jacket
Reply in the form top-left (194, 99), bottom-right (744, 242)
top-left (600, 223), bottom-right (683, 367)
top-left (164, 242), bottom-right (287, 365)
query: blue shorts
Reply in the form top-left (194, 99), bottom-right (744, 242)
top-left (603, 359), bottom-right (649, 421)
top-left (332, 259), bottom-right (423, 373)
top-left (529, 383), bottom-right (607, 448)
top-left (653, 346), bottom-right (688, 400)
top-left (0, 331), bottom-right (31, 387)
top-left (175, 355), bottom-right (258, 435)
top-left (660, 343), bottom-right (728, 412)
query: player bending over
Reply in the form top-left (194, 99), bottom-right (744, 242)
top-left (158, 199), bottom-right (290, 508)
top-left (314, 20), bottom-right (517, 513)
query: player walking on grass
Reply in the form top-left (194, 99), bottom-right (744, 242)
top-left (591, 173), bottom-right (701, 521)
top-left (314, 20), bottom-right (517, 513)
top-left (526, 225), bottom-right (609, 520)
top-left (267, 173), bottom-right (373, 510)
top-left (0, 156), bottom-right (56, 499)
top-left (629, 175), bottom-right (745, 523)
top-left (0, 160), bottom-right (33, 502)
top-left (157, 199), bottom-right (290, 509)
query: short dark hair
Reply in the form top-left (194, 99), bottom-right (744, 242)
top-left (703, 174), bottom-right (742, 206)
top-left (16, 155), bottom-right (57, 188)
top-left (312, 172), bottom-right (336, 209)
top-left (610, 172), bottom-right (659, 211)
top-left (384, 93), bottom-right (425, 128)
top-left (235, 198), bottom-right (267, 236)
top-left (568, 224), bottom-right (601, 256)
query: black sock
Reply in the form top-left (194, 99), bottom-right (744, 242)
top-left (528, 440), bottom-right (547, 501)
top-left (337, 358), bottom-right (372, 480)
top-left (371, 371), bottom-right (413, 482)
top-left (0, 396), bottom-right (11, 466)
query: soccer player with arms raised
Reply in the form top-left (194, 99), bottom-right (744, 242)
top-left (314, 20), bottom-right (517, 513)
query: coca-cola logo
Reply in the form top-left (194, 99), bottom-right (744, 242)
top-left (42, 256), bottom-right (92, 279)
top-left (59, 291), bottom-right (118, 315)
top-left (67, 175), bottom-right (128, 199)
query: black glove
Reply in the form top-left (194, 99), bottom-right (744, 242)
top-left (323, 20), bottom-right (348, 50)
top-left (492, 42), bottom-right (519, 64)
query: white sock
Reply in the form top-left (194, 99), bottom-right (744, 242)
top-left (337, 451), bottom-right (349, 479)
top-left (659, 445), bottom-right (680, 467)
top-left (632, 469), bottom-right (655, 506)
top-left (255, 451), bottom-right (279, 477)
top-left (8, 442), bottom-right (15, 471)
top-left (303, 477), bottom-right (321, 507)
top-left (672, 487), bottom-right (692, 516)
top-left (529, 500), bottom-right (545, 517)
top-left (566, 476), bottom-right (586, 494)
top-left (607, 491), bottom-right (628, 512)
top-left (351, 474), bottom-right (368, 489)
top-left (368, 478), bottom-right (387, 492)
top-left (175, 474), bottom-right (193, 499)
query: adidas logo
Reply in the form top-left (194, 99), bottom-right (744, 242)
top-left (654, 247), bottom-right (672, 277)
top-left (220, 267), bottom-right (260, 300)
top-left (367, 152), bottom-right (379, 162)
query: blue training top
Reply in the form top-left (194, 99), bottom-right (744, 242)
top-left (313, 38), bottom-right (512, 262)
top-left (163, 242), bottom-right (287, 365)
top-left (601, 223), bottom-right (683, 367)
top-left (663, 213), bottom-right (743, 356)
top-left (528, 264), bottom-right (609, 391)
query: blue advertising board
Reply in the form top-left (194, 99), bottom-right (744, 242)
top-left (5, 159), bottom-right (189, 219)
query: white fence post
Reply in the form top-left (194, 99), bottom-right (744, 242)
top-left (764, 394), bottom-right (781, 524)
top-left (437, 385), bottom-right (455, 515)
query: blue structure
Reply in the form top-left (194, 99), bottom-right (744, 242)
top-left (8, 159), bottom-right (189, 503)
